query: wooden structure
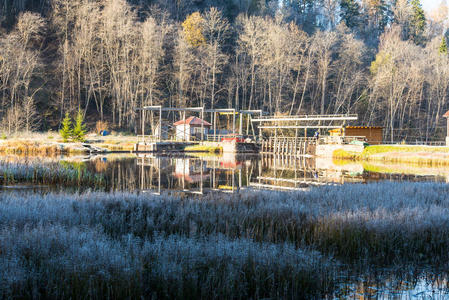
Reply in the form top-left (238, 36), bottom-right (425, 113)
top-left (329, 126), bottom-right (383, 145)
top-left (174, 116), bottom-right (211, 141)
top-left (260, 137), bottom-right (317, 156)
top-left (253, 114), bottom-right (358, 156)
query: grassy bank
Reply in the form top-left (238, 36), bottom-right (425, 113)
top-left (184, 144), bottom-right (222, 153)
top-left (2, 182), bottom-right (449, 297)
top-left (334, 145), bottom-right (449, 165)
top-left (0, 132), bottom-right (138, 154)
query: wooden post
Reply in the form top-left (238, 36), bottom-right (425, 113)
top-left (159, 107), bottom-right (162, 142)
top-left (141, 109), bottom-right (145, 143)
top-left (201, 108), bottom-right (204, 141)
top-left (274, 126), bottom-right (277, 154)
top-left (213, 111), bottom-right (217, 141)
top-left (239, 113), bottom-right (243, 135)
top-left (183, 111), bottom-right (186, 142)
top-left (233, 110), bottom-right (236, 136)
top-left (200, 160), bottom-right (203, 194)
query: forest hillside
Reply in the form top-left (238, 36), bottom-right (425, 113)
top-left (0, 0), bottom-right (448, 142)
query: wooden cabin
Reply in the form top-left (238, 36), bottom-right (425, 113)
top-left (329, 126), bottom-right (383, 145)
top-left (173, 116), bottom-right (211, 141)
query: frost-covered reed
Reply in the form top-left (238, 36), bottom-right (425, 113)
top-left (0, 161), bottom-right (104, 187)
top-left (2, 182), bottom-right (449, 298)
top-left (0, 216), bottom-right (336, 299)
top-left (5, 182), bottom-right (448, 264)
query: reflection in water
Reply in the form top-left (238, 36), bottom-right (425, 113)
top-left (135, 154), bottom-right (249, 194)
top-left (77, 153), bottom-right (447, 193)
top-left (336, 271), bottom-right (449, 299)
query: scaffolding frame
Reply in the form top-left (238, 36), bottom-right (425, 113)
top-left (137, 106), bottom-right (263, 142)
top-left (252, 113), bottom-right (358, 142)
top-left (137, 106), bottom-right (205, 142)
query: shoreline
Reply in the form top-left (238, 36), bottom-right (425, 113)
top-left (0, 134), bottom-right (138, 155)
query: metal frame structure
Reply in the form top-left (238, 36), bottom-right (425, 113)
top-left (137, 106), bottom-right (263, 142)
top-left (137, 106), bottom-right (205, 142)
top-left (252, 114), bottom-right (358, 141)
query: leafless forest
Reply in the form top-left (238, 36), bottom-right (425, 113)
top-left (0, 0), bottom-right (448, 141)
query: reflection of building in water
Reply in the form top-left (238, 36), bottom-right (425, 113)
top-left (174, 158), bottom-right (210, 183)
top-left (137, 154), bottom-right (254, 194)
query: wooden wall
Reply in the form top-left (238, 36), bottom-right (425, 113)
top-left (345, 127), bottom-right (383, 145)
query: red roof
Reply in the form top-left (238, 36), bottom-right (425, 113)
top-left (173, 116), bottom-right (211, 126)
top-left (444, 110), bottom-right (449, 118)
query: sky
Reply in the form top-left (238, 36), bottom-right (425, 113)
top-left (422, 0), bottom-right (443, 12)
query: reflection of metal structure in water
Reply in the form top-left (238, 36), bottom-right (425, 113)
top-left (136, 154), bottom-right (254, 195)
top-left (249, 154), bottom-right (365, 191)
top-left (253, 114), bottom-right (358, 156)
top-left (137, 155), bottom-right (206, 195)
top-left (137, 154), bottom-right (162, 195)
top-left (199, 154), bottom-right (254, 193)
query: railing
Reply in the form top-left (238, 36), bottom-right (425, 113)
top-left (381, 140), bottom-right (446, 146)
top-left (253, 114), bottom-right (358, 122)
top-left (255, 114), bottom-right (358, 119)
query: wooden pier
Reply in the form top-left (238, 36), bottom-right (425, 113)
top-left (260, 137), bottom-right (317, 156)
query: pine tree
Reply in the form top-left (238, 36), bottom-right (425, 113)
top-left (72, 110), bottom-right (87, 142)
top-left (440, 36), bottom-right (448, 54)
top-left (59, 112), bottom-right (72, 143)
top-left (340, 0), bottom-right (360, 29)
top-left (410, 0), bottom-right (426, 45)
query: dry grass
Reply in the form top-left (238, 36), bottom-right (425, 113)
top-left (0, 141), bottom-right (63, 155)
top-left (0, 131), bottom-right (139, 154)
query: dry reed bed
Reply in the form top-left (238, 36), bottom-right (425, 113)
top-left (0, 141), bottom-right (92, 155)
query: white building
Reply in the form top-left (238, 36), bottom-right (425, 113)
top-left (173, 116), bottom-right (211, 141)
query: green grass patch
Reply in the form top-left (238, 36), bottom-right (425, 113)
top-left (361, 162), bottom-right (401, 174)
top-left (361, 145), bottom-right (449, 156)
top-left (333, 149), bottom-right (361, 160)
top-left (333, 145), bottom-right (449, 166)
top-left (184, 145), bottom-right (222, 153)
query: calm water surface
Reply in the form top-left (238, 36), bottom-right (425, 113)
top-left (40, 153), bottom-right (449, 193)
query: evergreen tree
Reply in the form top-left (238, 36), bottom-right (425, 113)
top-left (410, 0), bottom-right (426, 45)
top-left (340, 0), bottom-right (360, 28)
top-left (440, 36), bottom-right (448, 54)
top-left (72, 110), bottom-right (87, 142)
top-left (59, 112), bottom-right (72, 143)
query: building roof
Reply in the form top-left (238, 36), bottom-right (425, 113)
top-left (173, 116), bottom-right (211, 126)
top-left (345, 126), bottom-right (383, 129)
top-left (443, 110), bottom-right (449, 118)
top-left (329, 126), bottom-right (383, 133)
